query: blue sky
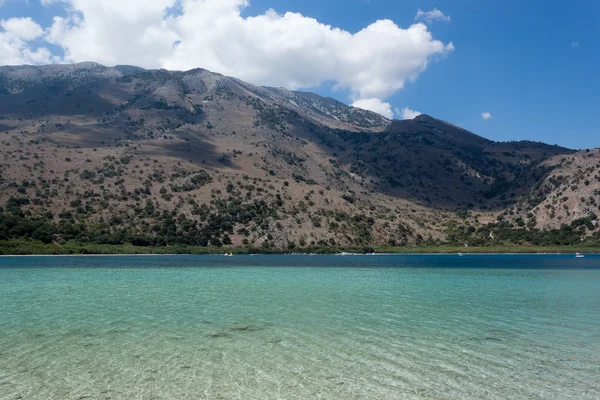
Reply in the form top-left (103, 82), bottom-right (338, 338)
top-left (1, 0), bottom-right (599, 149)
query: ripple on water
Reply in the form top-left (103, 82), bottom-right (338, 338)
top-left (0, 256), bottom-right (599, 399)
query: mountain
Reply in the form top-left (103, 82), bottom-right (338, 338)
top-left (334, 114), bottom-right (569, 209)
top-left (0, 63), bottom-right (597, 250)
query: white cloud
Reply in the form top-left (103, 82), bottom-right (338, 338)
top-left (481, 112), bottom-right (492, 120)
top-left (396, 107), bottom-right (421, 120)
top-left (415, 8), bottom-right (451, 24)
top-left (1, 17), bottom-right (44, 40)
top-left (353, 98), bottom-right (393, 119)
top-left (34, 0), bottom-right (454, 108)
top-left (0, 17), bottom-right (55, 65)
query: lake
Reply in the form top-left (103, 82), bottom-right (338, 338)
top-left (0, 255), bottom-right (599, 399)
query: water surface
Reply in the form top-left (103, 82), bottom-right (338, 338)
top-left (0, 255), bottom-right (599, 399)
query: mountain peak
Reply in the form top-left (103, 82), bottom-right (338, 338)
top-left (413, 114), bottom-right (436, 122)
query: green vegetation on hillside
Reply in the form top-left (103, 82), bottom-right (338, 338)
top-left (0, 193), bottom-right (281, 249)
top-left (444, 216), bottom-right (599, 247)
top-left (1, 196), bottom-right (598, 255)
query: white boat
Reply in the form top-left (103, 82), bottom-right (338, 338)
top-left (575, 253), bottom-right (585, 258)
top-left (224, 253), bottom-right (233, 257)
top-left (458, 253), bottom-right (464, 257)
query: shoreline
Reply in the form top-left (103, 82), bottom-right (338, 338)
top-left (1, 240), bottom-right (598, 257)
top-left (0, 252), bottom-right (596, 257)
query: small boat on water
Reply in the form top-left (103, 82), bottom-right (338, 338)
top-left (458, 253), bottom-right (464, 257)
top-left (575, 253), bottom-right (585, 258)
top-left (224, 253), bottom-right (233, 257)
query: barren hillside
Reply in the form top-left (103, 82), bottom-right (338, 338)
top-left (506, 149), bottom-right (600, 231)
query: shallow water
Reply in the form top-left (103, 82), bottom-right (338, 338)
top-left (0, 255), bottom-right (599, 399)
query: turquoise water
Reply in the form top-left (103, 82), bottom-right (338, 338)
top-left (0, 255), bottom-right (599, 399)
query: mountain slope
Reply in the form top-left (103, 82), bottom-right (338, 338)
top-left (0, 63), bottom-right (590, 250)
top-left (332, 114), bottom-right (570, 208)
top-left (507, 149), bottom-right (600, 232)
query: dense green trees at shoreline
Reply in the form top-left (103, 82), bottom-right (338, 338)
top-left (0, 239), bottom-right (598, 256)
top-left (1, 196), bottom-right (598, 255)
